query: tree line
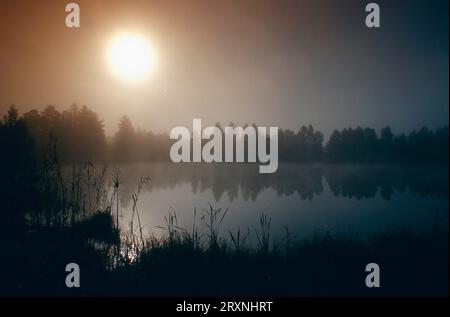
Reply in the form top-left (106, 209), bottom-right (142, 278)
top-left (1, 105), bottom-right (448, 165)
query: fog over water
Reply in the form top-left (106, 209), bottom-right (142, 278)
top-left (109, 163), bottom-right (449, 242)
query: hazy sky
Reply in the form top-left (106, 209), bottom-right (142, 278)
top-left (0, 0), bottom-right (448, 137)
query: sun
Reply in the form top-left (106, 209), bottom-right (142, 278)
top-left (107, 33), bottom-right (157, 82)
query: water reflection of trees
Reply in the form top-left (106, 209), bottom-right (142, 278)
top-left (117, 163), bottom-right (448, 205)
top-left (325, 165), bottom-right (449, 200)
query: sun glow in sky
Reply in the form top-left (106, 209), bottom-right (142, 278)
top-left (107, 33), bottom-right (157, 82)
top-left (0, 1), bottom-right (448, 135)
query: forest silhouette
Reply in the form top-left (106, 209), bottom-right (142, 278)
top-left (2, 104), bottom-right (448, 165)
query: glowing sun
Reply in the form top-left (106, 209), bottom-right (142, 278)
top-left (107, 33), bottom-right (156, 82)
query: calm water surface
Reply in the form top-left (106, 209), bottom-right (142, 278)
top-left (114, 163), bottom-right (449, 242)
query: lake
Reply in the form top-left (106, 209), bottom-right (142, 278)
top-left (113, 163), bottom-right (449, 244)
